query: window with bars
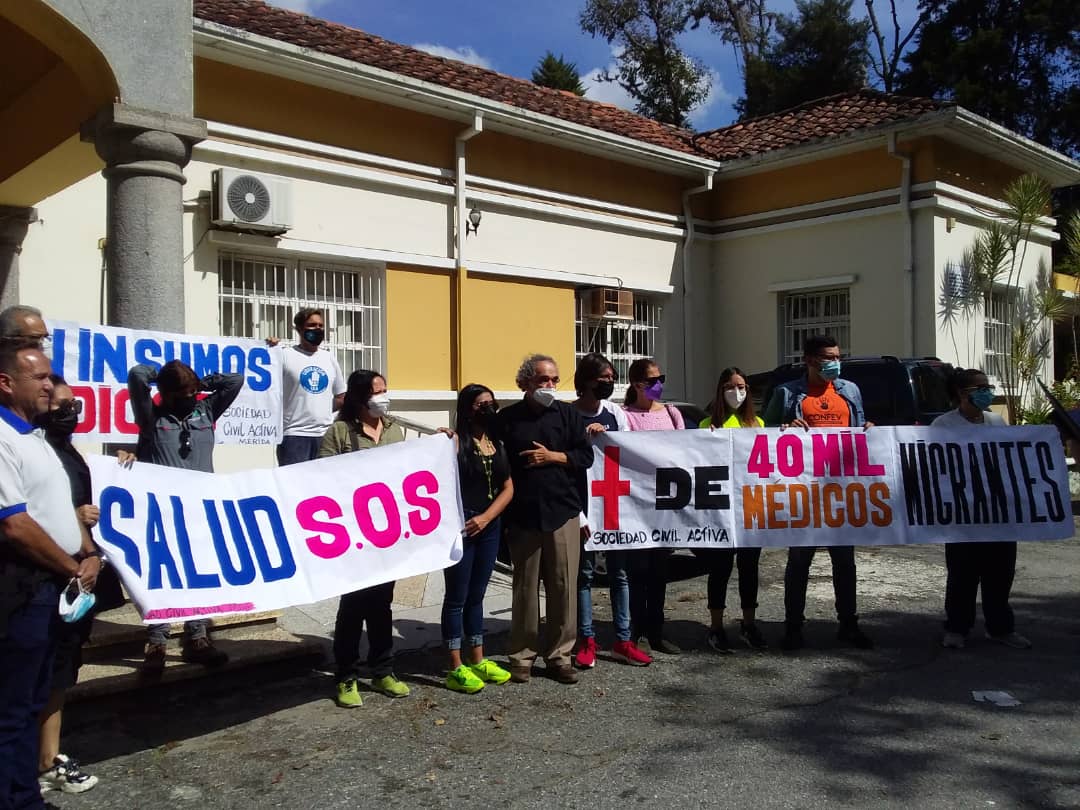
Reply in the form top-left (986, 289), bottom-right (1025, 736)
top-left (779, 288), bottom-right (851, 364)
top-left (574, 293), bottom-right (661, 385)
top-left (984, 287), bottom-right (1012, 383)
top-left (218, 252), bottom-right (385, 375)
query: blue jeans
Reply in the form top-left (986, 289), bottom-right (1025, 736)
top-left (147, 619), bottom-right (208, 647)
top-left (277, 435), bottom-right (322, 466)
top-left (441, 517), bottom-right (500, 651)
top-left (0, 580), bottom-right (57, 810)
top-left (578, 550), bottom-right (630, 642)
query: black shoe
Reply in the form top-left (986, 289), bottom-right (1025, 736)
top-left (182, 637), bottom-right (229, 667)
top-left (648, 636), bottom-right (682, 655)
top-left (706, 627), bottom-right (732, 654)
top-left (780, 625), bottom-right (804, 651)
top-left (740, 621), bottom-right (768, 650)
top-left (837, 623), bottom-right (874, 649)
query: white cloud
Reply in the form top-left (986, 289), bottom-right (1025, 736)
top-left (688, 69), bottom-right (734, 129)
top-left (413, 43), bottom-right (494, 70)
top-left (266, 0), bottom-right (335, 13)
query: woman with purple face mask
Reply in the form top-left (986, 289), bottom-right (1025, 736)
top-left (622, 358), bottom-right (684, 655)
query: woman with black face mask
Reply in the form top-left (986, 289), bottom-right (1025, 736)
top-left (438, 384), bottom-right (515, 694)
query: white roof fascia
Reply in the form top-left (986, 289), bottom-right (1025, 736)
top-left (193, 23), bottom-right (719, 178)
top-left (945, 109), bottom-right (1080, 188)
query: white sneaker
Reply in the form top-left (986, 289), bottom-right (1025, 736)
top-left (39, 754), bottom-right (99, 794)
top-left (942, 632), bottom-right (966, 649)
top-left (985, 631), bottom-right (1032, 649)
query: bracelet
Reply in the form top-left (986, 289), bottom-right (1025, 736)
top-left (78, 550), bottom-right (104, 561)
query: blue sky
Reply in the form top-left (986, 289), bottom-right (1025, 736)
top-left (268, 0), bottom-right (923, 131)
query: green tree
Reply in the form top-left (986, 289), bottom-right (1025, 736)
top-left (737, 0), bottom-right (871, 119)
top-left (898, 0), bottom-right (1080, 157)
top-left (691, 0), bottom-right (775, 76)
top-left (532, 51), bottom-right (587, 95)
top-left (580, 0), bottom-right (710, 127)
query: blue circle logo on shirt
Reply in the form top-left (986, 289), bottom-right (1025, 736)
top-left (299, 365), bottom-right (329, 394)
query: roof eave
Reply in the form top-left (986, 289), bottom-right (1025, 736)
top-left (193, 21), bottom-right (719, 177)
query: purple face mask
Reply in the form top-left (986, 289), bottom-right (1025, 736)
top-left (643, 381), bottom-right (664, 401)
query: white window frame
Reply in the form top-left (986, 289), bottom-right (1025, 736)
top-left (217, 251), bottom-right (387, 374)
top-left (984, 286), bottom-right (1012, 387)
top-left (575, 292), bottom-right (662, 389)
top-left (778, 287), bottom-right (851, 364)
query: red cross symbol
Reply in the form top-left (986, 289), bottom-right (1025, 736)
top-left (591, 445), bottom-right (630, 530)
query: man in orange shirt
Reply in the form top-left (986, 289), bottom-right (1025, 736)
top-left (763, 335), bottom-right (875, 652)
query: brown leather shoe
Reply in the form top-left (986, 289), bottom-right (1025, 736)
top-left (509, 665), bottom-right (532, 683)
top-left (547, 664), bottom-right (579, 684)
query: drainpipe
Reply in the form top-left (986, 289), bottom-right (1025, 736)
top-left (453, 111), bottom-right (483, 388)
top-left (681, 173), bottom-right (714, 402)
top-left (888, 132), bottom-right (915, 356)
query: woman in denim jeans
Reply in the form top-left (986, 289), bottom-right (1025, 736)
top-left (441, 384), bottom-right (515, 693)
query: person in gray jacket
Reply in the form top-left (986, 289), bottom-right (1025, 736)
top-left (124, 361), bottom-right (243, 676)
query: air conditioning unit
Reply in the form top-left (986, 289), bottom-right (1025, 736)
top-left (582, 287), bottom-right (633, 320)
top-left (211, 169), bottom-right (293, 235)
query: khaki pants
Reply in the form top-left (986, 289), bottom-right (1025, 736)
top-left (507, 517), bottom-right (580, 668)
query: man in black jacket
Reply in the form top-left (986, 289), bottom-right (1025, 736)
top-left (495, 354), bottom-right (594, 685)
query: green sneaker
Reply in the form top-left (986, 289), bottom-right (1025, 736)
top-left (446, 664), bottom-right (485, 694)
top-left (470, 658), bottom-right (511, 685)
top-left (371, 674), bottom-right (411, 698)
top-left (336, 678), bottom-right (362, 708)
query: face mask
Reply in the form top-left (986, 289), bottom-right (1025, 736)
top-left (368, 393), bottom-right (391, 416)
top-left (302, 328), bottom-right (325, 347)
top-left (723, 388), bottom-right (747, 410)
top-left (818, 360), bottom-right (841, 381)
top-left (172, 395), bottom-right (198, 416)
top-left (643, 381), bottom-right (664, 401)
top-left (476, 402), bottom-right (497, 420)
top-left (969, 389), bottom-right (994, 410)
top-left (532, 387), bottom-right (557, 408)
top-left (58, 578), bottom-right (96, 624)
top-left (594, 380), bottom-right (615, 401)
top-left (37, 410), bottom-right (79, 438)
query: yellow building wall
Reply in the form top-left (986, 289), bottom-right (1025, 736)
top-left (917, 137), bottom-right (1025, 199)
top-left (459, 274), bottom-right (575, 393)
top-left (385, 266), bottom-right (453, 390)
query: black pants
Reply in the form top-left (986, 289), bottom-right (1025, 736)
top-left (706, 548), bottom-right (762, 612)
top-left (944, 542), bottom-right (1016, 636)
top-left (784, 546), bottom-right (857, 627)
top-left (628, 549), bottom-right (669, 639)
top-left (333, 581), bottom-right (395, 680)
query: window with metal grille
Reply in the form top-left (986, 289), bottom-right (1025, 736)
top-left (218, 252), bottom-right (385, 375)
top-left (574, 293), bottom-right (661, 385)
top-left (984, 288), bottom-right (1012, 383)
top-left (779, 288), bottom-right (851, 364)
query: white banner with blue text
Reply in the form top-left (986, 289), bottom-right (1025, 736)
top-left (584, 426), bottom-right (1072, 550)
top-left (46, 319), bottom-right (282, 445)
top-left (89, 436), bottom-right (464, 622)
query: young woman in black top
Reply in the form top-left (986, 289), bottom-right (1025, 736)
top-left (441, 384), bottom-right (515, 693)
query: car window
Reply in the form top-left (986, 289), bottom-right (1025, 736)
top-left (912, 366), bottom-right (953, 414)
top-left (839, 365), bottom-right (898, 424)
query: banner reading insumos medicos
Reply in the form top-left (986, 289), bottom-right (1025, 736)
top-left (88, 436), bottom-right (464, 622)
top-left (585, 426), bottom-right (1073, 550)
top-left (46, 320), bottom-right (282, 445)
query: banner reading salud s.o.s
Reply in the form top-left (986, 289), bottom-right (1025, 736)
top-left (585, 426), bottom-right (1072, 550)
top-left (89, 436), bottom-right (465, 622)
top-left (46, 319), bottom-right (282, 445)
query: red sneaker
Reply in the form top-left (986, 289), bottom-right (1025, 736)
top-left (612, 640), bottom-right (652, 666)
top-left (574, 636), bottom-right (597, 669)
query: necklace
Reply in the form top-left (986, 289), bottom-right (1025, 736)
top-left (473, 437), bottom-right (496, 501)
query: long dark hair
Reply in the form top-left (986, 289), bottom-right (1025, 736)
top-left (624, 357), bottom-right (657, 406)
top-left (454, 383), bottom-right (500, 466)
top-left (710, 366), bottom-right (756, 427)
top-left (338, 369), bottom-right (384, 423)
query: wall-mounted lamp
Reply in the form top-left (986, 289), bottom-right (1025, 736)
top-left (465, 205), bottom-right (482, 236)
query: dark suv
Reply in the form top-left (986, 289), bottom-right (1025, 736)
top-left (748, 356), bottom-right (955, 426)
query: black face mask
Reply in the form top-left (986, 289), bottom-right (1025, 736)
top-left (594, 380), bottom-right (616, 400)
top-left (37, 410), bottom-right (79, 439)
top-left (475, 402), bottom-right (497, 421)
top-left (302, 328), bottom-right (325, 347)
top-left (171, 395), bottom-right (198, 416)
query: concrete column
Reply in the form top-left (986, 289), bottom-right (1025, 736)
top-left (0, 206), bottom-right (39, 310)
top-left (82, 104), bottom-right (206, 332)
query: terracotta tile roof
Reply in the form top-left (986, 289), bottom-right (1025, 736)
top-left (192, 0), bottom-right (699, 156)
top-left (192, 1), bottom-right (948, 167)
top-left (693, 90), bottom-right (948, 161)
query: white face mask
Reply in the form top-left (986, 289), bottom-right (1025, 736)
top-left (368, 392), bottom-right (391, 416)
top-left (532, 387), bottom-right (557, 408)
top-left (723, 388), bottom-right (747, 410)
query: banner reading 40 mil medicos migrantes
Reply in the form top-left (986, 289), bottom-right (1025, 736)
top-left (88, 436), bottom-right (465, 623)
top-left (46, 319), bottom-right (282, 445)
top-left (585, 426), bottom-right (1073, 550)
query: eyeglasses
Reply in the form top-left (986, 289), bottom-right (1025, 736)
top-left (179, 427), bottom-right (192, 456)
top-left (55, 401), bottom-right (83, 417)
top-left (962, 385), bottom-right (996, 394)
top-left (534, 375), bottom-right (560, 385)
top-left (644, 375), bottom-right (666, 385)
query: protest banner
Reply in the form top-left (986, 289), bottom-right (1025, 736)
top-left (585, 426), bottom-right (1072, 550)
top-left (46, 319), bottom-right (282, 445)
top-left (88, 435), bottom-right (464, 622)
